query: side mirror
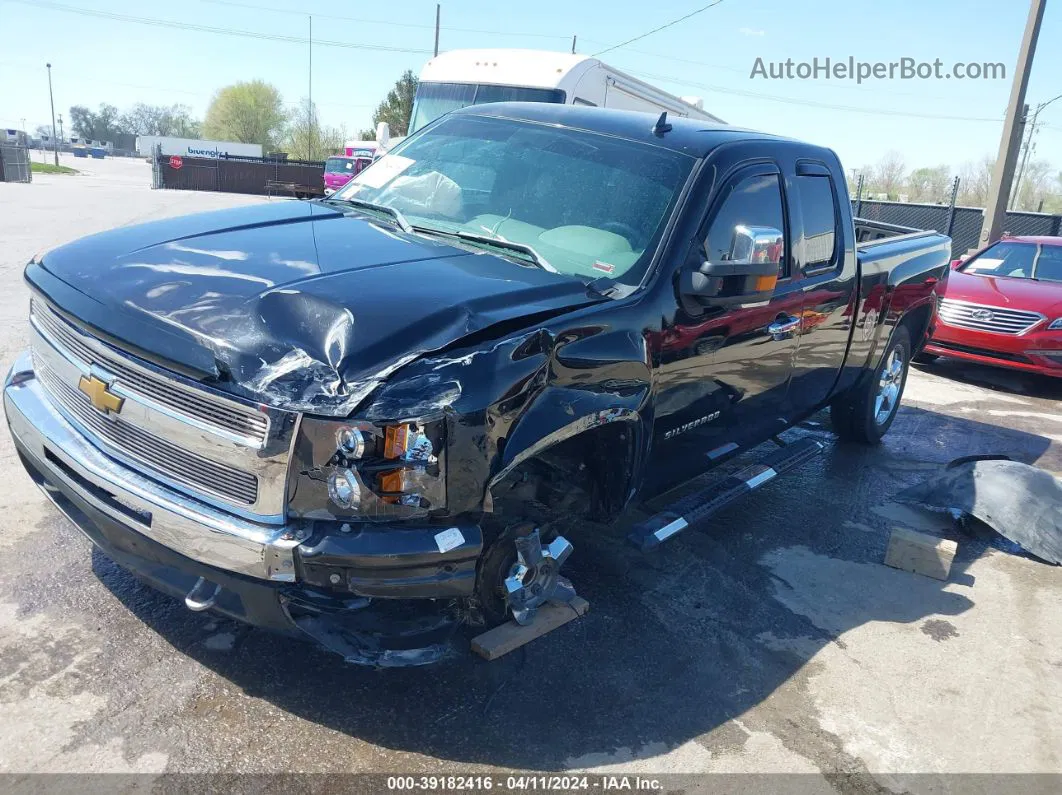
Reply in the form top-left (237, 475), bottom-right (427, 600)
top-left (680, 225), bottom-right (782, 307)
top-left (950, 255), bottom-right (968, 270)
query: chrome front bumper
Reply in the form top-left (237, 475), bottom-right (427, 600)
top-left (4, 351), bottom-right (301, 581)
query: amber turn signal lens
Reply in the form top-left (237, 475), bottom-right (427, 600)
top-left (383, 424), bottom-right (409, 459)
top-left (754, 274), bottom-right (778, 292)
top-left (377, 469), bottom-right (405, 504)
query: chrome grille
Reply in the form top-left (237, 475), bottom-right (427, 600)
top-left (938, 298), bottom-right (1044, 335)
top-left (31, 300), bottom-right (269, 443)
top-left (34, 353), bottom-right (259, 506)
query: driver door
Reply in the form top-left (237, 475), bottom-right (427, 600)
top-left (645, 162), bottom-right (802, 495)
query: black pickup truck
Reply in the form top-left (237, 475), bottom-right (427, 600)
top-left (4, 103), bottom-right (951, 664)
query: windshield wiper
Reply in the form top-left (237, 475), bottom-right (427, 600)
top-left (331, 197), bottom-right (412, 233)
top-left (415, 227), bottom-right (557, 273)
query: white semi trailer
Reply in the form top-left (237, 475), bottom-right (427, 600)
top-left (408, 48), bottom-right (723, 134)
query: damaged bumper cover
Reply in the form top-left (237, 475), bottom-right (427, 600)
top-left (4, 351), bottom-right (482, 662)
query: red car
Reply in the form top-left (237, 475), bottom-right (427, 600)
top-left (922, 235), bottom-right (1062, 377)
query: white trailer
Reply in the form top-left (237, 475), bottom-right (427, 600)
top-left (409, 48), bottom-right (724, 133)
top-left (136, 136), bottom-right (263, 159)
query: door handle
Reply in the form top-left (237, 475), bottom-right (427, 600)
top-left (767, 315), bottom-right (801, 338)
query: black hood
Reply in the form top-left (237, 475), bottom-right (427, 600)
top-left (29, 201), bottom-right (602, 415)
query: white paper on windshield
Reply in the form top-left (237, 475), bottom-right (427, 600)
top-left (354, 154), bottom-right (415, 189)
top-left (966, 257), bottom-right (1004, 272)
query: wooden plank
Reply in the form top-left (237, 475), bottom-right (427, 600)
top-left (472, 597), bottom-right (590, 661)
top-left (884, 527), bottom-right (958, 581)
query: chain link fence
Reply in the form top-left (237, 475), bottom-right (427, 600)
top-left (0, 143), bottom-right (32, 183)
top-left (852, 176), bottom-right (1062, 254)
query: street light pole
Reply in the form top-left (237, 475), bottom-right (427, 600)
top-left (46, 62), bottom-right (59, 167)
top-left (308, 14), bottom-right (313, 161)
top-left (977, 0), bottom-right (1046, 250)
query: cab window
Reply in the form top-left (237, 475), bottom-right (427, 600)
top-left (794, 174), bottom-right (840, 272)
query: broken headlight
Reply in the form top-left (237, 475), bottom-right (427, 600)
top-left (288, 417), bottom-right (446, 521)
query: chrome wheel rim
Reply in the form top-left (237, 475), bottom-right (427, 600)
top-left (874, 347), bottom-right (905, 425)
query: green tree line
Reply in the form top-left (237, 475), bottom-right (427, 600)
top-left (64, 71), bottom-right (418, 160)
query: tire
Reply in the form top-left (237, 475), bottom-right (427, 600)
top-left (831, 326), bottom-right (911, 444)
top-left (913, 352), bottom-right (939, 364)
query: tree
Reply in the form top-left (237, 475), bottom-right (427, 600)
top-left (369, 70), bottom-right (418, 137)
top-left (907, 165), bottom-right (952, 203)
top-left (957, 157), bottom-right (994, 206)
top-left (283, 99), bottom-right (346, 160)
top-left (870, 151), bottom-right (907, 200)
top-left (120, 103), bottom-right (201, 137)
top-left (1011, 159), bottom-right (1056, 213)
top-left (202, 81), bottom-right (287, 149)
top-left (69, 103), bottom-right (121, 143)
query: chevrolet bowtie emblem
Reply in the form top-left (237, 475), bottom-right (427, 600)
top-left (78, 374), bottom-right (124, 415)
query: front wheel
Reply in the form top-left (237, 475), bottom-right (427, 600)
top-left (831, 326), bottom-right (911, 444)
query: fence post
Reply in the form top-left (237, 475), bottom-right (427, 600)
top-left (945, 176), bottom-right (960, 237)
top-left (855, 174), bottom-right (864, 217)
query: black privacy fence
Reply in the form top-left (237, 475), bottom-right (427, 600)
top-left (153, 149), bottom-right (326, 198)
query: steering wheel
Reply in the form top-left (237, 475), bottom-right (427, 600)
top-left (600, 221), bottom-right (641, 249)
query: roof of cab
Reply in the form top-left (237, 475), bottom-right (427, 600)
top-left (449, 101), bottom-right (796, 158)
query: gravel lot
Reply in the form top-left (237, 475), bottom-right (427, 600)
top-left (1, 156), bottom-right (1061, 789)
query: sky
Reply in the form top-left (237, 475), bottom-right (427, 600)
top-left (1, 0), bottom-right (1060, 178)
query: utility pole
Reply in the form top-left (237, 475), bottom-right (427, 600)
top-left (434, 4), bottom-right (440, 57)
top-left (1011, 92), bottom-right (1062, 209)
top-left (978, 0), bottom-right (1045, 250)
top-left (571, 35), bottom-right (577, 54)
top-left (308, 14), bottom-right (313, 161)
top-left (46, 62), bottom-right (58, 167)
top-left (57, 113), bottom-right (63, 144)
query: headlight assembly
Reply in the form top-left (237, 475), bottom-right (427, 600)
top-left (288, 416), bottom-right (446, 521)
top-left (1048, 318), bottom-right (1062, 331)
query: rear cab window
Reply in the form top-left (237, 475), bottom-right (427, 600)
top-left (793, 165), bottom-right (841, 274)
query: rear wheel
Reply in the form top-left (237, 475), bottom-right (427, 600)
top-left (831, 326), bottom-right (911, 444)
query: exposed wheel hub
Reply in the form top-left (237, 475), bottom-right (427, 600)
top-left (503, 529), bottom-right (576, 625)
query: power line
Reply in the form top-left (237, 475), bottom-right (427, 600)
top-left (197, 0), bottom-right (570, 39)
top-left (593, 0), bottom-right (725, 57)
top-left (631, 68), bottom-right (1007, 123)
top-left (9, 0), bottom-right (433, 54)
top-left (597, 47), bottom-right (975, 104)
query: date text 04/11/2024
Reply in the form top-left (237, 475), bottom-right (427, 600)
top-left (385, 776), bottom-right (664, 791)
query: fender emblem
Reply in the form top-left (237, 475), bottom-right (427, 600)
top-left (664, 411), bottom-right (721, 440)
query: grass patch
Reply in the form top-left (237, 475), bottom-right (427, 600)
top-left (31, 162), bottom-right (79, 175)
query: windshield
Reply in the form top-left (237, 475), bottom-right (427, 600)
top-left (409, 82), bottom-right (566, 133)
top-left (961, 240), bottom-right (1062, 283)
top-left (333, 113), bottom-right (695, 285)
top-left (325, 157), bottom-right (355, 174)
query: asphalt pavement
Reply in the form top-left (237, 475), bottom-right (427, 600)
top-left (1, 155), bottom-right (1060, 790)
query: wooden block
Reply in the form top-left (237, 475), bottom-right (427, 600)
top-left (472, 597), bottom-right (590, 661)
top-left (884, 527), bottom-right (957, 581)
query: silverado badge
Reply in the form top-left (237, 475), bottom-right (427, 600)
top-left (78, 374), bottom-right (124, 416)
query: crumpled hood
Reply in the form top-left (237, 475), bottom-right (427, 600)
top-left (29, 201), bottom-right (602, 415)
